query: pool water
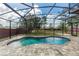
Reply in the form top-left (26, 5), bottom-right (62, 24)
top-left (8, 36), bottom-right (70, 47)
top-left (19, 37), bottom-right (70, 46)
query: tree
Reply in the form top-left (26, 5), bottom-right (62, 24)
top-left (19, 14), bottom-right (46, 33)
top-left (57, 21), bottom-right (68, 33)
top-left (41, 16), bottom-right (47, 29)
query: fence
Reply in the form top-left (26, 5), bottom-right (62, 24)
top-left (0, 28), bottom-right (17, 38)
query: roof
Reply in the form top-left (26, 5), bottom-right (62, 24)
top-left (0, 3), bottom-right (78, 28)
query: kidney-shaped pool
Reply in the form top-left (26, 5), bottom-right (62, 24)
top-left (7, 36), bottom-right (70, 47)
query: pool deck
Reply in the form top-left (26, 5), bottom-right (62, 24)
top-left (0, 34), bottom-right (79, 56)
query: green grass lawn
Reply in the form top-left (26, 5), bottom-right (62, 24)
top-left (25, 29), bottom-right (62, 36)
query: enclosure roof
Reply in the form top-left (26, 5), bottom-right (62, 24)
top-left (0, 3), bottom-right (78, 23)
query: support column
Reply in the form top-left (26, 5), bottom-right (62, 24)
top-left (71, 23), bottom-right (73, 36)
top-left (9, 21), bottom-right (11, 38)
top-left (53, 18), bottom-right (55, 36)
top-left (76, 23), bottom-right (78, 36)
top-left (68, 3), bottom-right (72, 36)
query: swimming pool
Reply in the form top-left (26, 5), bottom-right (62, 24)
top-left (7, 36), bottom-right (70, 47)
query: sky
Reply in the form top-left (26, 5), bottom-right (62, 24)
top-left (0, 3), bottom-right (70, 28)
top-left (7, 3), bottom-right (69, 14)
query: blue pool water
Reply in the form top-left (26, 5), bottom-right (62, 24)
top-left (7, 36), bottom-right (70, 47)
top-left (19, 37), bottom-right (70, 46)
